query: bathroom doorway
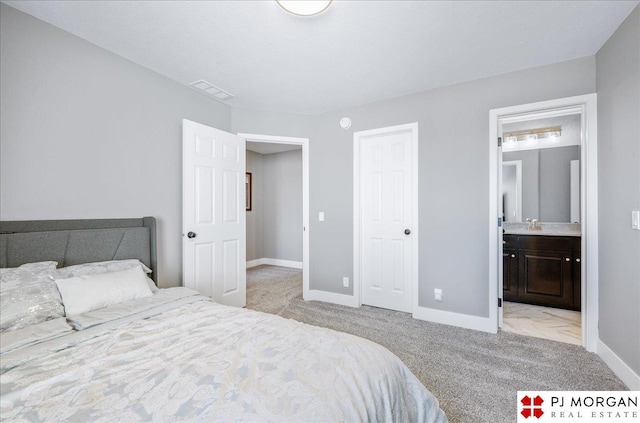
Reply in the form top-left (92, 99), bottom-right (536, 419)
top-left (489, 94), bottom-right (598, 351)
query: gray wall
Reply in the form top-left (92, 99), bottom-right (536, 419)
top-left (246, 150), bottom-right (264, 261)
top-left (309, 57), bottom-right (596, 317)
top-left (596, 5), bottom-right (640, 376)
top-left (263, 150), bottom-right (303, 262)
top-left (232, 107), bottom-right (311, 139)
top-left (503, 146), bottom-right (580, 222)
top-left (0, 4), bottom-right (232, 287)
top-left (245, 149), bottom-right (303, 263)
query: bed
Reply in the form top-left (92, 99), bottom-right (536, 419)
top-left (0, 217), bottom-right (447, 422)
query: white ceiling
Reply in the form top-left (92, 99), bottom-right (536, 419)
top-left (4, 1), bottom-right (638, 115)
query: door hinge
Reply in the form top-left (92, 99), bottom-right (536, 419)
top-left (498, 137), bottom-right (502, 147)
top-left (498, 298), bottom-right (502, 307)
top-left (498, 217), bottom-right (502, 227)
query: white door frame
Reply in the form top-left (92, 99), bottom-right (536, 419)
top-left (353, 122), bottom-right (419, 314)
top-left (238, 133), bottom-right (310, 300)
top-left (489, 94), bottom-right (598, 352)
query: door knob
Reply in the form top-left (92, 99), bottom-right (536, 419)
top-left (187, 231), bottom-right (197, 239)
top-left (404, 229), bottom-right (411, 235)
top-left (576, 258), bottom-right (581, 263)
top-left (511, 254), bottom-right (516, 258)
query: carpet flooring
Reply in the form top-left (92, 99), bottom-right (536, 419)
top-left (246, 265), bottom-right (627, 423)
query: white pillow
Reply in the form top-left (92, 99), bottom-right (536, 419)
top-left (56, 259), bottom-right (158, 292)
top-left (55, 266), bottom-right (153, 316)
top-left (56, 259), bottom-right (152, 277)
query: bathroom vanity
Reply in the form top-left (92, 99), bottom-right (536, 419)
top-left (503, 224), bottom-right (581, 311)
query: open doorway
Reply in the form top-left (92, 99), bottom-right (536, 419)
top-left (239, 133), bottom-right (310, 308)
top-left (500, 113), bottom-right (582, 345)
top-left (489, 94), bottom-right (598, 352)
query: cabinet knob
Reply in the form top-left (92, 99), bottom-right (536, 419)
top-left (511, 254), bottom-right (516, 258)
top-left (565, 257), bottom-right (571, 261)
top-left (576, 258), bottom-right (581, 263)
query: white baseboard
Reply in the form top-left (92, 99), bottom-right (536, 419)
top-left (305, 289), bottom-right (359, 308)
top-left (246, 258), bottom-right (303, 269)
top-left (597, 339), bottom-right (640, 390)
top-left (246, 258), bottom-right (266, 268)
top-left (300, 292), bottom-right (496, 329)
top-left (413, 305), bottom-right (497, 333)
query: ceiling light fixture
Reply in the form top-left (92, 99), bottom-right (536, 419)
top-left (276, 0), bottom-right (332, 16)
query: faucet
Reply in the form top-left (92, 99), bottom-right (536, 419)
top-left (526, 218), bottom-right (541, 230)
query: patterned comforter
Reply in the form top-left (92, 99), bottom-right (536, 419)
top-left (1, 288), bottom-right (447, 422)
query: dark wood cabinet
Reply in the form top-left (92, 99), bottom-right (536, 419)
top-left (502, 234), bottom-right (581, 310)
top-left (503, 248), bottom-right (518, 301)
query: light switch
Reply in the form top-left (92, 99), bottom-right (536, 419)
top-left (434, 288), bottom-right (442, 302)
top-left (632, 211), bottom-right (640, 230)
top-left (319, 212), bottom-right (325, 222)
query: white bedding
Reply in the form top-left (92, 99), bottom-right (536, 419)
top-left (0, 289), bottom-right (447, 422)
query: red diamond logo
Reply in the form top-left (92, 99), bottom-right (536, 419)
top-left (521, 395), bottom-right (544, 419)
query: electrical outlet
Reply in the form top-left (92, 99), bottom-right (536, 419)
top-left (343, 277), bottom-right (349, 287)
top-left (434, 288), bottom-right (443, 302)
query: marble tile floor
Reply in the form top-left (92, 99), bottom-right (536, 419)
top-left (502, 301), bottom-right (581, 345)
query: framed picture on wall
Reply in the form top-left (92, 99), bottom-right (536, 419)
top-left (246, 172), bottom-right (252, 211)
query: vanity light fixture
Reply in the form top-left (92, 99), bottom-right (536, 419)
top-left (504, 126), bottom-right (562, 143)
top-left (276, 0), bottom-right (332, 16)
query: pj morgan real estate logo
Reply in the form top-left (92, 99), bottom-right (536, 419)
top-left (517, 391), bottom-right (639, 422)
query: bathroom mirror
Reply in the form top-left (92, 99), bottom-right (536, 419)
top-left (501, 113), bottom-right (581, 223)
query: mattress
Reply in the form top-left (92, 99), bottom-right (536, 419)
top-left (1, 287), bottom-right (447, 422)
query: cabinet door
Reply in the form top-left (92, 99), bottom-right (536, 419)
top-left (573, 238), bottom-right (581, 310)
top-left (503, 248), bottom-right (518, 301)
top-left (518, 249), bottom-right (574, 308)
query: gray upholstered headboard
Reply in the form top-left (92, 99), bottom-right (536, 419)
top-left (0, 217), bottom-right (157, 282)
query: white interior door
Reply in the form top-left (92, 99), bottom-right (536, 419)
top-left (183, 119), bottom-right (246, 307)
top-left (358, 124), bottom-right (416, 313)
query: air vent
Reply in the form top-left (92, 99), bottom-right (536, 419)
top-left (189, 80), bottom-right (234, 102)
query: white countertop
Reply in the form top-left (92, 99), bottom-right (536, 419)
top-left (503, 222), bottom-right (581, 237)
